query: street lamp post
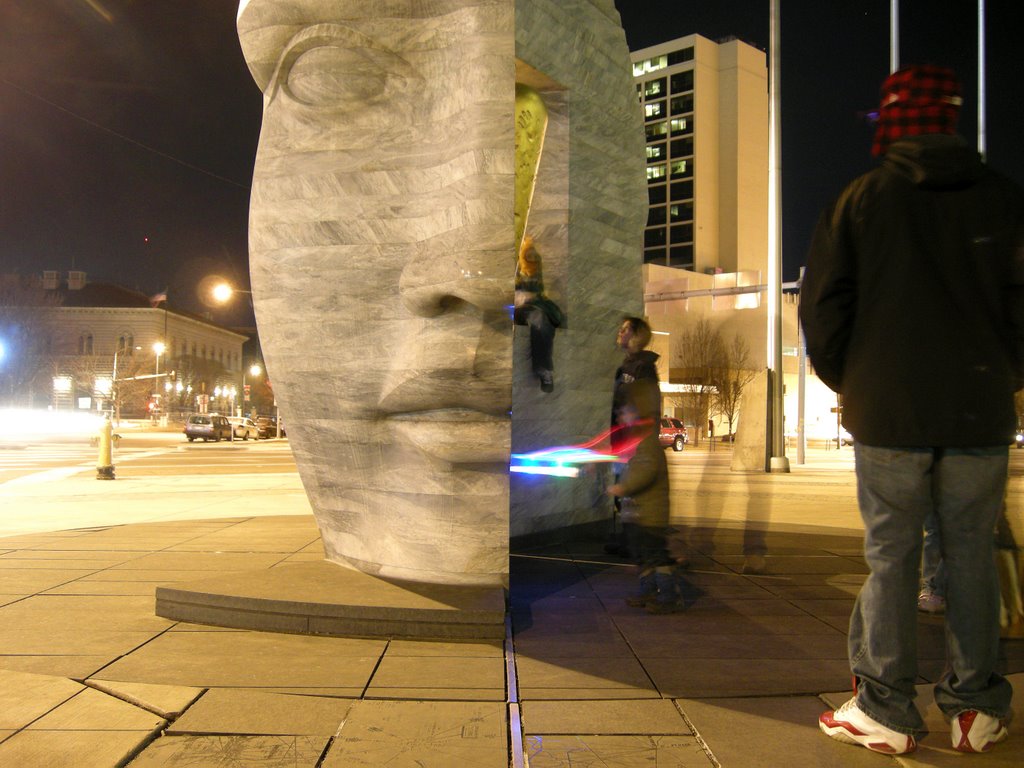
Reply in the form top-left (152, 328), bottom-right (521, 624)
top-left (242, 363), bottom-right (262, 418)
top-left (152, 341), bottom-right (166, 422)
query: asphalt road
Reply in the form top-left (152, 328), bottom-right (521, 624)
top-left (0, 430), bottom-right (296, 485)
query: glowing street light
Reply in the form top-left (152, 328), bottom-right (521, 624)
top-left (211, 282), bottom-right (252, 305)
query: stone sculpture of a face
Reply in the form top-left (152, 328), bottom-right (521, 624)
top-left (237, 0), bottom-right (515, 586)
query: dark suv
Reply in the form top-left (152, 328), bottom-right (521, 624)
top-left (658, 417), bottom-right (688, 451)
top-left (184, 414), bottom-right (233, 442)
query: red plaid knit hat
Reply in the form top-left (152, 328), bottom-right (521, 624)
top-left (871, 65), bottom-right (962, 157)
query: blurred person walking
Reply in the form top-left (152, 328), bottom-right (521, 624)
top-left (802, 65), bottom-right (1024, 755)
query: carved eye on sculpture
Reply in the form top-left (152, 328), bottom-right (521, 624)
top-left (274, 26), bottom-right (417, 109)
top-left (285, 46), bottom-right (397, 106)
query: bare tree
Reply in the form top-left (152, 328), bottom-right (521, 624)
top-left (673, 318), bottom-right (724, 444)
top-left (713, 333), bottom-right (758, 439)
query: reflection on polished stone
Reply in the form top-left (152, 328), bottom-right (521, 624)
top-left (237, 0), bottom-right (646, 586)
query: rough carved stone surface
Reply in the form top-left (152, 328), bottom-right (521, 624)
top-left (238, 0), bottom-right (645, 586)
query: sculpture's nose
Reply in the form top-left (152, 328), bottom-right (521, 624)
top-left (399, 245), bottom-right (511, 318)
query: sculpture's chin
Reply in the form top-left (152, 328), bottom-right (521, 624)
top-left (388, 410), bottom-right (511, 465)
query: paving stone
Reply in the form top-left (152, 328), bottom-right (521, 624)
top-left (129, 734), bottom-right (328, 766)
top-left (524, 734), bottom-right (711, 767)
top-left (43, 580), bottom-right (157, 596)
top-left (321, 700), bottom-right (508, 767)
top-left (522, 699), bottom-right (692, 735)
top-left (386, 639), bottom-right (504, 657)
top-left (27, 686), bottom-right (166, 731)
top-left (111, 551), bottom-right (287, 571)
top-left (516, 656), bottom-right (657, 697)
top-left (0, 548), bottom-right (143, 562)
top-left (92, 630), bottom-right (384, 688)
top-left (0, 594), bottom-right (174, 632)
top-left (168, 688), bottom-right (352, 736)
top-left (0, 569), bottom-right (96, 592)
top-left (625, 632), bottom-right (848, 660)
top-left (0, 729), bottom-right (159, 767)
top-left (512, 632), bottom-right (636, 659)
top-left (367, 656), bottom-right (505, 698)
top-left (86, 679), bottom-right (205, 719)
top-left (679, 696), bottom-right (890, 767)
top-left (76, 569), bottom-right (203, 582)
top-left (613, 610), bottom-right (844, 637)
top-left (647, 658), bottom-right (852, 698)
top-left (715, 555), bottom-right (869, 575)
top-left (0, 668), bottom-right (83, 729)
top-left (0, 654), bottom-right (113, 679)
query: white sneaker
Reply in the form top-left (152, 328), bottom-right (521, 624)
top-left (951, 710), bottom-right (1008, 753)
top-left (819, 698), bottom-right (917, 754)
top-left (917, 589), bottom-right (945, 614)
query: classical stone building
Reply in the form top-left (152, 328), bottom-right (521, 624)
top-left (1, 271), bottom-right (248, 417)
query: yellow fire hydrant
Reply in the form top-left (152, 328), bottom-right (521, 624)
top-left (96, 417), bottom-right (115, 480)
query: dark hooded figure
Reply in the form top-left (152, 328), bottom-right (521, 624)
top-left (805, 64), bottom-right (1024, 756)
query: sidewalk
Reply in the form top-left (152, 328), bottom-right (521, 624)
top-left (0, 445), bottom-right (1021, 766)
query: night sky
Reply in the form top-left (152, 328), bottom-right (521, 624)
top-left (2, 1), bottom-right (1022, 322)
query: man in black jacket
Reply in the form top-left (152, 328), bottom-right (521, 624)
top-left (803, 65), bottom-right (1024, 755)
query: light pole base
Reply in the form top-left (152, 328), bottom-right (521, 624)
top-left (96, 465), bottom-right (115, 480)
top-left (769, 456), bottom-right (791, 474)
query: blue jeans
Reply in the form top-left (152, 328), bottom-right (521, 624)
top-left (921, 510), bottom-right (945, 595)
top-left (850, 444), bottom-right (1012, 735)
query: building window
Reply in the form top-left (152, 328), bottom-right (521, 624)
top-left (670, 71), bottom-right (694, 92)
top-left (647, 164), bottom-right (666, 182)
top-left (648, 185), bottom-right (667, 205)
top-left (670, 94), bottom-right (693, 115)
top-left (644, 228), bottom-right (667, 249)
top-left (670, 224), bottom-right (693, 244)
top-left (645, 121), bottom-right (668, 140)
top-left (669, 245), bottom-right (694, 268)
top-left (670, 159), bottom-right (692, 179)
top-left (647, 206), bottom-right (667, 226)
top-left (644, 101), bottom-right (665, 121)
top-left (667, 48), bottom-right (694, 66)
top-left (669, 202), bottom-right (693, 222)
top-left (644, 249), bottom-right (668, 266)
top-left (671, 137), bottom-right (693, 157)
top-left (643, 78), bottom-right (666, 99)
top-left (670, 183), bottom-right (693, 202)
top-left (669, 117), bottom-right (690, 136)
top-left (646, 144), bottom-right (666, 162)
top-left (672, 222), bottom-right (694, 241)
top-left (78, 334), bottom-right (93, 355)
top-left (633, 55), bottom-right (667, 76)
top-left (670, 200), bottom-right (694, 220)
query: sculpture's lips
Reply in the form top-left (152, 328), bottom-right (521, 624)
top-left (387, 409), bottom-right (510, 464)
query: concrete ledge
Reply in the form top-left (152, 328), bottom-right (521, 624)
top-left (155, 561), bottom-right (507, 640)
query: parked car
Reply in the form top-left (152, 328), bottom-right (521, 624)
top-left (658, 417), bottom-right (688, 451)
top-left (184, 414), bottom-right (233, 442)
top-left (255, 416), bottom-right (285, 439)
top-left (227, 416), bottom-right (260, 440)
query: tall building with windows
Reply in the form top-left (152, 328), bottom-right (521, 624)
top-left (632, 34), bottom-right (768, 275)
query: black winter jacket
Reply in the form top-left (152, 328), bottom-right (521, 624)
top-left (800, 134), bottom-right (1024, 447)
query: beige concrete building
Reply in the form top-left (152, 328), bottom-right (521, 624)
top-left (632, 35), bottom-right (835, 452)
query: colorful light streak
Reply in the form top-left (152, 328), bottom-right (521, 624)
top-left (509, 420), bottom-right (654, 478)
